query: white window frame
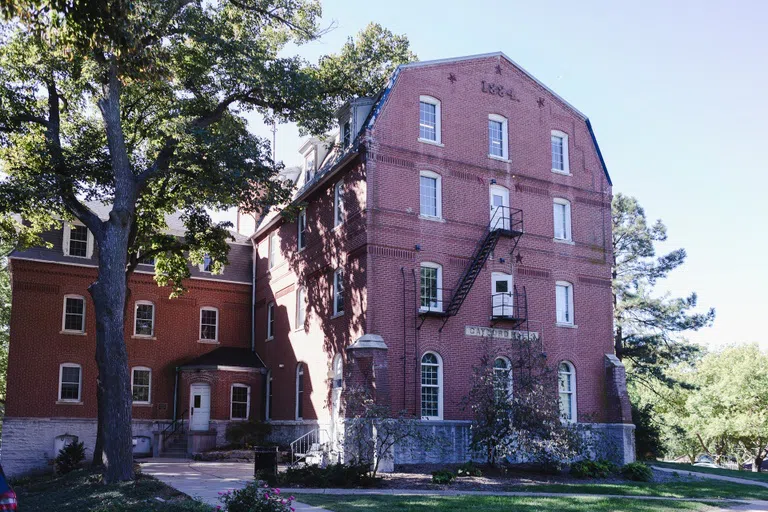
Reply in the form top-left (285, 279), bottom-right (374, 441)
top-left (551, 130), bottom-right (570, 175)
top-left (553, 198), bottom-right (573, 242)
top-left (419, 262), bottom-right (443, 312)
top-left (133, 300), bottom-right (155, 338)
top-left (131, 366), bottom-right (152, 405)
top-left (268, 232), bottom-right (278, 269)
top-left (488, 114), bottom-right (509, 160)
top-left (199, 254), bottom-right (215, 273)
top-left (62, 222), bottom-right (94, 259)
top-left (418, 95), bottom-right (442, 145)
top-left (295, 363), bottom-right (305, 420)
top-left (332, 268), bottom-right (344, 316)
top-left (420, 351), bottom-right (443, 420)
top-left (266, 301), bottom-right (275, 340)
top-left (304, 150), bottom-right (315, 183)
top-left (494, 356), bottom-right (513, 398)
top-left (555, 281), bottom-right (575, 326)
top-left (342, 120), bottom-right (352, 147)
top-left (558, 361), bottom-right (577, 423)
top-left (295, 287), bottom-right (306, 330)
top-left (61, 294), bottom-right (86, 334)
top-left (333, 181), bottom-right (344, 227)
top-left (58, 363), bottom-right (82, 403)
top-left (230, 383), bottom-right (251, 421)
top-left (199, 306), bottom-right (219, 342)
top-left (419, 170), bottom-right (442, 219)
top-left (297, 209), bottom-right (307, 252)
top-left (265, 370), bottom-right (273, 420)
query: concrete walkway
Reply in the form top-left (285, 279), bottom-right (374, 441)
top-left (141, 459), bottom-right (768, 511)
top-left (652, 466), bottom-right (768, 490)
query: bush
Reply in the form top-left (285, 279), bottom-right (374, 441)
top-left (621, 462), bottom-right (653, 482)
top-left (431, 469), bottom-right (455, 485)
top-left (220, 482), bottom-right (295, 512)
top-left (280, 463), bottom-right (375, 488)
top-left (225, 421), bottom-right (273, 448)
top-left (55, 441), bottom-right (85, 474)
top-left (456, 460), bottom-right (482, 477)
top-left (569, 459), bottom-right (618, 479)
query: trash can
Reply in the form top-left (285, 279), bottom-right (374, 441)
top-left (254, 447), bottom-right (278, 482)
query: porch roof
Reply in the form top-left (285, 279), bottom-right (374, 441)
top-left (180, 347), bottom-right (265, 371)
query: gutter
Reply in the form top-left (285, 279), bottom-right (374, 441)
top-left (585, 118), bottom-right (613, 186)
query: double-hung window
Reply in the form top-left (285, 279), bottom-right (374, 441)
top-left (551, 130), bottom-right (570, 174)
top-left (419, 96), bottom-right (441, 144)
top-left (59, 363), bottom-right (82, 402)
top-left (342, 121), bottom-right (351, 147)
top-left (555, 281), bottom-right (574, 326)
top-left (558, 361), bottom-right (577, 422)
top-left (268, 232), bottom-right (278, 269)
top-left (202, 254), bottom-right (214, 273)
top-left (421, 352), bottom-right (442, 420)
top-left (305, 152), bottom-right (315, 183)
top-left (296, 363), bottom-right (305, 420)
top-left (493, 357), bottom-right (512, 400)
top-left (420, 262), bottom-right (442, 312)
top-left (295, 287), bottom-right (306, 330)
top-left (134, 301), bottom-right (155, 337)
top-left (231, 384), bottom-right (250, 420)
top-left (333, 181), bottom-right (344, 227)
top-left (419, 171), bottom-right (442, 219)
top-left (488, 114), bottom-right (508, 159)
top-left (62, 295), bottom-right (86, 333)
top-left (131, 367), bottom-right (151, 404)
top-left (553, 198), bottom-right (572, 241)
top-left (63, 223), bottom-right (93, 258)
top-left (297, 210), bottom-right (307, 251)
top-left (200, 307), bottom-right (219, 341)
top-left (266, 302), bottom-right (275, 340)
top-left (332, 268), bottom-right (344, 316)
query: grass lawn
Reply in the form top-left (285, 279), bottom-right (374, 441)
top-left (654, 461), bottom-right (768, 483)
top-left (298, 494), bottom-right (724, 512)
top-left (12, 467), bottom-right (211, 512)
top-left (504, 479), bottom-right (768, 500)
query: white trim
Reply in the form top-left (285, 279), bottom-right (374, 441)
top-left (553, 198), bottom-right (572, 242)
top-left (419, 170), bottom-right (442, 219)
top-left (491, 272), bottom-right (514, 317)
top-left (58, 363), bottom-right (82, 402)
top-left (268, 232), bottom-right (278, 269)
top-left (488, 114), bottom-right (509, 160)
top-left (198, 254), bottom-right (215, 273)
top-left (266, 301), bottom-right (275, 340)
top-left (555, 281), bottom-right (574, 326)
top-left (62, 222), bottom-right (94, 259)
top-left (265, 370), bottom-right (273, 420)
top-left (230, 383), bottom-right (251, 421)
top-left (131, 366), bottom-right (152, 405)
top-left (419, 262), bottom-right (443, 312)
top-left (133, 300), bottom-right (155, 338)
top-left (295, 363), bottom-right (305, 420)
top-left (558, 361), bottom-right (577, 423)
top-left (493, 356), bottom-right (513, 397)
top-left (418, 95), bottom-right (442, 145)
top-left (333, 181), bottom-right (344, 227)
top-left (61, 294), bottom-right (86, 334)
top-left (295, 287), bottom-right (306, 331)
top-left (551, 130), bottom-right (570, 174)
top-left (332, 268), bottom-right (344, 316)
top-left (199, 306), bottom-right (219, 342)
top-left (297, 210), bottom-right (307, 252)
top-left (420, 351), bottom-right (443, 420)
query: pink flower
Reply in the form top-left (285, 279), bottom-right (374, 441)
top-left (291, 508), bottom-right (295, 512)
top-left (273, 488), bottom-right (280, 494)
top-left (290, 496), bottom-right (295, 500)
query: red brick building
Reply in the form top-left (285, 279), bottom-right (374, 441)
top-left (2, 52), bottom-right (634, 476)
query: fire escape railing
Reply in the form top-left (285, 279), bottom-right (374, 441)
top-left (490, 285), bottom-right (528, 329)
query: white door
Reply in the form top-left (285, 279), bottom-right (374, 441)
top-left (189, 383), bottom-right (211, 431)
top-left (492, 272), bottom-right (513, 317)
top-left (330, 355), bottom-right (343, 451)
top-left (489, 185), bottom-right (510, 230)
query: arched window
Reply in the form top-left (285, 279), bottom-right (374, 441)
top-left (295, 287), bottom-right (306, 330)
top-left (419, 170), bottom-right (442, 219)
top-left (493, 357), bottom-right (512, 399)
top-left (488, 114), bottom-right (509, 160)
top-left (555, 281), bottom-right (574, 326)
top-left (551, 130), bottom-right (570, 174)
top-left (265, 370), bottom-right (273, 421)
top-left (419, 95), bottom-right (441, 144)
top-left (558, 361), bottom-right (577, 422)
top-left (421, 352), bottom-right (443, 420)
top-left (553, 198), bottom-right (572, 242)
top-left (296, 363), bottom-right (305, 420)
top-left (332, 354), bottom-right (343, 389)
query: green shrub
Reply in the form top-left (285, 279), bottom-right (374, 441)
top-left (280, 463), bottom-right (375, 488)
top-left (431, 469), bottom-right (455, 485)
top-left (219, 482), bottom-right (295, 512)
top-left (225, 421), bottom-right (273, 448)
top-left (569, 459), bottom-right (618, 479)
top-left (621, 461), bottom-right (653, 482)
top-left (456, 460), bottom-right (482, 477)
top-left (55, 441), bottom-right (85, 474)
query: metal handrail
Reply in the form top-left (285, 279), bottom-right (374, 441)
top-left (161, 409), bottom-right (187, 438)
top-left (490, 205), bottom-right (524, 233)
top-left (418, 286), bottom-right (453, 315)
top-left (290, 428), bottom-right (329, 465)
top-left (491, 285), bottom-right (527, 320)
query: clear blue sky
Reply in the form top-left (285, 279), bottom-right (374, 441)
top-left (220, 0), bottom-right (767, 350)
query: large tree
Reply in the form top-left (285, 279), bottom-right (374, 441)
top-left (0, 0), bottom-right (414, 482)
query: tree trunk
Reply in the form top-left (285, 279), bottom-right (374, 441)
top-left (88, 220), bottom-right (134, 483)
top-left (91, 375), bottom-right (105, 467)
top-left (754, 457), bottom-right (764, 473)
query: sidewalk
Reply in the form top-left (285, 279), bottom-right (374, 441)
top-left (652, 465), bottom-right (768, 490)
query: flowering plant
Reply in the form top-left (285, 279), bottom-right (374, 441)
top-left (218, 483), bottom-right (296, 512)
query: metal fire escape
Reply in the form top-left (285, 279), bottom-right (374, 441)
top-left (418, 206), bottom-right (526, 331)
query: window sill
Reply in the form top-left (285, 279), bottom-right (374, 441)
top-left (553, 238), bottom-right (575, 245)
top-left (197, 339), bottom-right (220, 344)
top-left (556, 323), bottom-right (578, 329)
top-left (60, 330), bottom-right (87, 336)
top-left (419, 308), bottom-right (443, 314)
top-left (63, 254), bottom-right (91, 259)
top-left (488, 154), bottom-right (510, 163)
top-left (418, 138), bottom-right (444, 147)
top-left (551, 169), bottom-right (572, 176)
top-left (131, 335), bottom-right (156, 340)
top-left (421, 416), bottom-right (442, 421)
top-left (56, 400), bottom-right (83, 406)
top-left (230, 417), bottom-right (249, 422)
top-left (330, 312), bottom-right (344, 319)
top-left (133, 403), bottom-right (152, 408)
top-left (418, 214), bottom-right (445, 223)
top-left (294, 327), bottom-right (306, 333)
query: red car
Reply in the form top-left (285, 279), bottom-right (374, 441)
top-left (0, 466), bottom-right (17, 510)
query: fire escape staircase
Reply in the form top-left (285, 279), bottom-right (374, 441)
top-left (418, 206), bottom-right (525, 331)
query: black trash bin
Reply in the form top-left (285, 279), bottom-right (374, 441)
top-left (254, 447), bottom-right (278, 482)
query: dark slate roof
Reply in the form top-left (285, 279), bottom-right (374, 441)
top-left (180, 347), bottom-right (265, 370)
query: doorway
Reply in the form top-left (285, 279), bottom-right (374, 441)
top-left (189, 383), bottom-right (211, 431)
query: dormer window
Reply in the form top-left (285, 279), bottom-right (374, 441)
top-left (342, 120), bottom-right (351, 148)
top-left (63, 223), bottom-right (94, 259)
top-left (304, 152), bottom-right (315, 183)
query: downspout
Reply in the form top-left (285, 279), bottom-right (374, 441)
top-left (251, 236), bottom-right (257, 352)
top-left (172, 366), bottom-right (179, 423)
